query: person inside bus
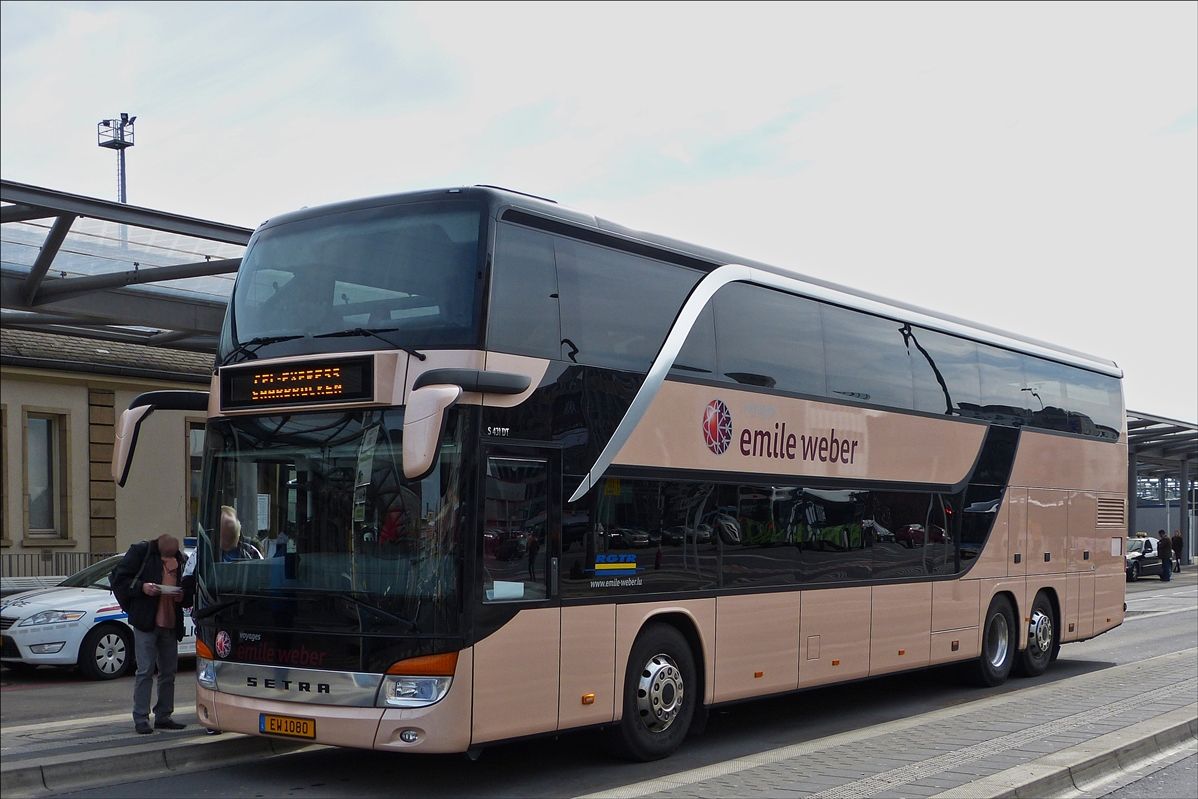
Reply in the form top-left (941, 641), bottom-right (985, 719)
top-left (219, 505), bottom-right (263, 561)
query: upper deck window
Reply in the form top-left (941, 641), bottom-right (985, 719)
top-left (227, 203), bottom-right (486, 359)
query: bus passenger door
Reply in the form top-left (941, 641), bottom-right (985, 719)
top-left (471, 446), bottom-right (562, 745)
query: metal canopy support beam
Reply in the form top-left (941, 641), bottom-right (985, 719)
top-left (0, 319), bottom-right (218, 352)
top-left (1, 179), bottom-right (252, 245)
top-left (1182, 458), bottom-right (1191, 565)
top-left (1128, 452), bottom-right (1138, 538)
top-left (1, 204), bottom-right (56, 224)
top-left (23, 214), bottom-right (76, 304)
top-left (31, 257), bottom-right (241, 305)
top-left (2, 269), bottom-right (227, 334)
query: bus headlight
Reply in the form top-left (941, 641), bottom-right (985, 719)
top-left (196, 657), bottom-right (218, 690)
top-left (377, 651), bottom-right (458, 708)
top-left (380, 675), bottom-right (452, 707)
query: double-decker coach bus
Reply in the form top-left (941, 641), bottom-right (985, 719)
top-left (113, 186), bottom-right (1127, 761)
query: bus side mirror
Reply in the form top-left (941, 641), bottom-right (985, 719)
top-left (403, 384), bottom-right (462, 480)
top-left (113, 391), bottom-right (210, 487)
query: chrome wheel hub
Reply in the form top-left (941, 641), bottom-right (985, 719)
top-left (987, 613), bottom-right (1010, 669)
top-left (636, 653), bottom-right (684, 732)
top-left (96, 633), bottom-right (126, 674)
top-left (1029, 610), bottom-right (1053, 654)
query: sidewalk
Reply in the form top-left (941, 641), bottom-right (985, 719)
top-left (0, 708), bottom-right (319, 796)
top-left (581, 648), bottom-right (1198, 799)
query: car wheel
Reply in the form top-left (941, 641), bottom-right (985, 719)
top-left (1129, 562), bottom-right (1140, 582)
top-left (608, 623), bottom-right (697, 761)
top-left (78, 625), bottom-right (134, 680)
top-left (972, 595), bottom-right (1016, 687)
top-left (1013, 592), bottom-right (1057, 678)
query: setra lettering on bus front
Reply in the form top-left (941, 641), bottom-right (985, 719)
top-left (247, 676), bottom-right (330, 693)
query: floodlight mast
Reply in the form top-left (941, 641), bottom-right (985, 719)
top-left (97, 113), bottom-right (136, 203)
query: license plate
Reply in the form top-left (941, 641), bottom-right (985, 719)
top-left (260, 713), bottom-right (316, 739)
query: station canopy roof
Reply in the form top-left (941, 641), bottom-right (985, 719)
top-left (1126, 411), bottom-right (1198, 476)
top-left (1, 179), bottom-right (251, 353)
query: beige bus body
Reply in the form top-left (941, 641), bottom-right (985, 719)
top-left (192, 348), bottom-right (1126, 753)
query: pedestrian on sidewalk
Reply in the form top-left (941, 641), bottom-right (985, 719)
top-left (110, 534), bottom-right (191, 734)
top-left (1157, 531), bottom-right (1173, 582)
top-left (1171, 530), bottom-right (1183, 572)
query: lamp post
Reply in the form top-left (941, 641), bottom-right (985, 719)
top-left (97, 113), bottom-right (136, 203)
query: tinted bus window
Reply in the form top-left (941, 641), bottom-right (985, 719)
top-left (488, 223), bottom-right (560, 360)
top-left (720, 485), bottom-right (804, 588)
top-left (230, 204), bottom-right (485, 354)
top-left (1022, 355), bottom-right (1071, 433)
top-left (672, 303), bottom-right (717, 377)
top-left (559, 479), bottom-right (718, 598)
top-left (714, 284), bottom-right (826, 395)
top-left (797, 488), bottom-right (871, 583)
top-left (977, 345), bottom-right (1030, 426)
top-left (1064, 367), bottom-right (1122, 440)
top-left (823, 305), bottom-right (914, 409)
top-left (555, 239), bottom-right (700, 372)
top-left (910, 327), bottom-right (982, 417)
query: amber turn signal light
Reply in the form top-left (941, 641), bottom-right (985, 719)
top-left (582, 693), bottom-right (595, 705)
top-left (386, 651), bottom-right (459, 676)
top-left (195, 639), bottom-right (214, 659)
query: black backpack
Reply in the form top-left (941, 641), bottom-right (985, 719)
top-left (111, 542), bottom-right (153, 613)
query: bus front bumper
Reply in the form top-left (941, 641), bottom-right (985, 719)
top-left (195, 649), bottom-right (474, 753)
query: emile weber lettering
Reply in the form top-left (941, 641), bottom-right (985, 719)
top-left (738, 423), bottom-right (859, 464)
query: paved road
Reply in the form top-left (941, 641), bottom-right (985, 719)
top-left (3, 572), bottom-right (1195, 798)
top-left (1099, 751), bottom-right (1197, 798)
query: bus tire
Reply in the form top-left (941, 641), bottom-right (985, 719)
top-left (973, 595), bottom-right (1016, 687)
top-left (610, 623), bottom-right (697, 761)
top-left (1014, 592), bottom-right (1057, 678)
top-left (78, 624), bottom-right (134, 681)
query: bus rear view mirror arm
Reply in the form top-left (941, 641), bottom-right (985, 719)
top-left (403, 384), bottom-right (462, 480)
top-left (113, 390), bottom-right (210, 488)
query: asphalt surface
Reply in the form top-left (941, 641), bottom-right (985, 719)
top-left (2, 570), bottom-right (1195, 798)
top-left (1099, 751), bottom-right (1197, 798)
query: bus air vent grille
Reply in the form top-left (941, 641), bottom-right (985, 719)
top-left (1096, 497), bottom-right (1126, 528)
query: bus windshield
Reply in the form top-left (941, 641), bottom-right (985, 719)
top-left (197, 408), bottom-right (464, 636)
top-left (226, 202), bottom-right (486, 358)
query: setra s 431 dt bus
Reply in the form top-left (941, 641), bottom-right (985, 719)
top-left (113, 186), bottom-right (1127, 761)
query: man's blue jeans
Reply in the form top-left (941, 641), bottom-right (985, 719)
top-left (1162, 557), bottom-right (1173, 582)
top-left (133, 626), bottom-right (178, 724)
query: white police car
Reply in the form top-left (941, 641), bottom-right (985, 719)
top-left (0, 547), bottom-right (196, 680)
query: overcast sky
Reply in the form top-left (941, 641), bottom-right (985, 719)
top-left (2, 1), bottom-right (1195, 422)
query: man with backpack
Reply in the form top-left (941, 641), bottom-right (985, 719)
top-left (111, 534), bottom-right (190, 734)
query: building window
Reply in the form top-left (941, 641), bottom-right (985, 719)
top-left (26, 413), bottom-right (66, 537)
top-left (188, 421), bottom-right (206, 538)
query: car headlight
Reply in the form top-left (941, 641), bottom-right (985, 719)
top-left (18, 610), bottom-right (86, 627)
top-left (196, 656), bottom-right (218, 690)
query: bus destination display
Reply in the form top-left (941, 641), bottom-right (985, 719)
top-left (222, 357), bottom-right (374, 410)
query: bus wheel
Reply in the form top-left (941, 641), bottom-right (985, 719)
top-left (973, 595), bottom-right (1016, 687)
top-left (611, 623), bottom-right (697, 761)
top-left (1014, 592), bottom-right (1057, 678)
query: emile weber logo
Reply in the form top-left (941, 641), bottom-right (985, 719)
top-left (703, 399), bottom-right (861, 464)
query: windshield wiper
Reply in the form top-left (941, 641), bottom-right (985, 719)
top-left (222, 334), bottom-right (306, 365)
top-left (192, 598), bottom-right (242, 620)
top-left (313, 327), bottom-right (426, 361)
top-left (321, 591), bottom-right (419, 632)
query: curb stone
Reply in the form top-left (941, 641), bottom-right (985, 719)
top-left (928, 703), bottom-right (1198, 798)
top-left (0, 731), bottom-right (325, 798)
